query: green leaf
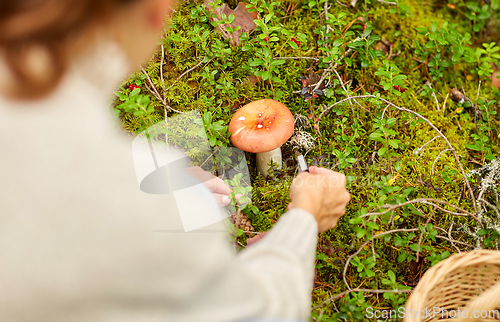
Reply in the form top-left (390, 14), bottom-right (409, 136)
top-left (203, 111), bottom-right (211, 125)
top-left (261, 71), bottom-right (272, 80)
top-left (478, 229), bottom-right (489, 236)
top-left (381, 279), bottom-right (392, 285)
top-left (466, 144), bottom-right (482, 151)
top-left (431, 21), bottom-right (438, 33)
top-left (270, 59), bottom-right (286, 66)
top-left (378, 147), bottom-right (387, 156)
top-left (409, 243), bottom-right (420, 252)
top-left (388, 270), bottom-right (396, 283)
top-left (253, 20), bottom-right (265, 29)
top-left (388, 139), bottom-right (400, 149)
top-left (397, 252), bottom-right (407, 262)
top-left (369, 132), bottom-right (384, 140)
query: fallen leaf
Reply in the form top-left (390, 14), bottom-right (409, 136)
top-left (324, 240), bottom-right (334, 256)
top-left (449, 88), bottom-right (466, 104)
top-left (375, 41), bottom-right (391, 55)
top-left (299, 72), bottom-right (325, 101)
top-left (242, 75), bottom-right (261, 87)
top-left (204, 0), bottom-right (258, 46)
top-left (302, 72), bottom-right (324, 88)
top-left (408, 259), bottom-right (423, 286)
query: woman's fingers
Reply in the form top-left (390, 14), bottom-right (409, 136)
top-left (204, 176), bottom-right (232, 195)
top-left (211, 193), bottom-right (230, 207)
top-left (308, 166), bottom-right (347, 187)
top-left (308, 166), bottom-right (335, 176)
top-left (212, 193), bottom-right (246, 207)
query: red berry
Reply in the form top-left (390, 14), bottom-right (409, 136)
top-left (291, 37), bottom-right (301, 46)
top-left (362, 24), bottom-right (366, 30)
top-left (264, 36), bottom-right (269, 41)
top-left (400, 88), bottom-right (406, 93)
top-left (339, 294), bottom-right (345, 300)
top-left (394, 85), bottom-right (400, 90)
top-left (129, 84), bottom-right (140, 90)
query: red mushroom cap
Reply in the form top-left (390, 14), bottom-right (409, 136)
top-left (229, 99), bottom-right (294, 153)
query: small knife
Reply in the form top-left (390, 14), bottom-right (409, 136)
top-left (297, 154), bottom-right (309, 173)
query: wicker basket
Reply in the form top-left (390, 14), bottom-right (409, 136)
top-left (404, 250), bottom-right (500, 322)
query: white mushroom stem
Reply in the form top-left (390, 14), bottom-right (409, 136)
top-left (256, 147), bottom-right (282, 177)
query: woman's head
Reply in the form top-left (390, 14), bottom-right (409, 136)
top-left (0, 0), bottom-right (176, 100)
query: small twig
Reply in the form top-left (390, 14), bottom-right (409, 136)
top-left (416, 212), bottom-right (434, 261)
top-left (431, 148), bottom-right (452, 175)
top-left (436, 234), bottom-right (475, 249)
top-left (448, 219), bottom-right (460, 253)
top-left (315, 309), bottom-right (324, 321)
top-left (140, 66), bottom-right (184, 114)
top-left (160, 44), bottom-right (166, 99)
top-left (431, 91), bottom-right (440, 112)
top-left (415, 136), bottom-right (439, 157)
top-left (405, 115), bottom-right (417, 124)
top-left (309, 38), bottom-right (361, 95)
top-left (371, 240), bottom-right (376, 262)
top-left (335, 0), bottom-right (349, 7)
top-left (360, 198), bottom-right (475, 218)
top-left (333, 69), bottom-right (370, 115)
top-left (333, 69), bottom-right (353, 115)
top-left (474, 80), bottom-right (482, 125)
top-left (442, 92), bottom-right (449, 113)
top-left (369, 142), bottom-right (378, 165)
top-left (381, 104), bottom-right (390, 119)
top-left (165, 58), bottom-right (208, 92)
top-left (434, 225), bottom-right (475, 250)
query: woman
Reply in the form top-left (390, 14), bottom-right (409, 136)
top-left (0, 1), bottom-right (351, 321)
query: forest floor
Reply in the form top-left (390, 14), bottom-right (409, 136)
top-left (113, 0), bottom-right (500, 320)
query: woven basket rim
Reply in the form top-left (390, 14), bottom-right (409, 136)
top-left (404, 250), bottom-right (500, 322)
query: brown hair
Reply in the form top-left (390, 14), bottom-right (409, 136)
top-left (0, 0), bottom-right (134, 99)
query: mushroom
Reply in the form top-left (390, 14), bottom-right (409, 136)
top-left (229, 99), bottom-right (294, 176)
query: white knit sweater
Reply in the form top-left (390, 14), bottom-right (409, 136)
top-left (0, 41), bottom-right (318, 322)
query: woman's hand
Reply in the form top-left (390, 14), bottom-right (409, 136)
top-left (288, 166), bottom-right (351, 232)
top-left (184, 167), bottom-right (233, 207)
